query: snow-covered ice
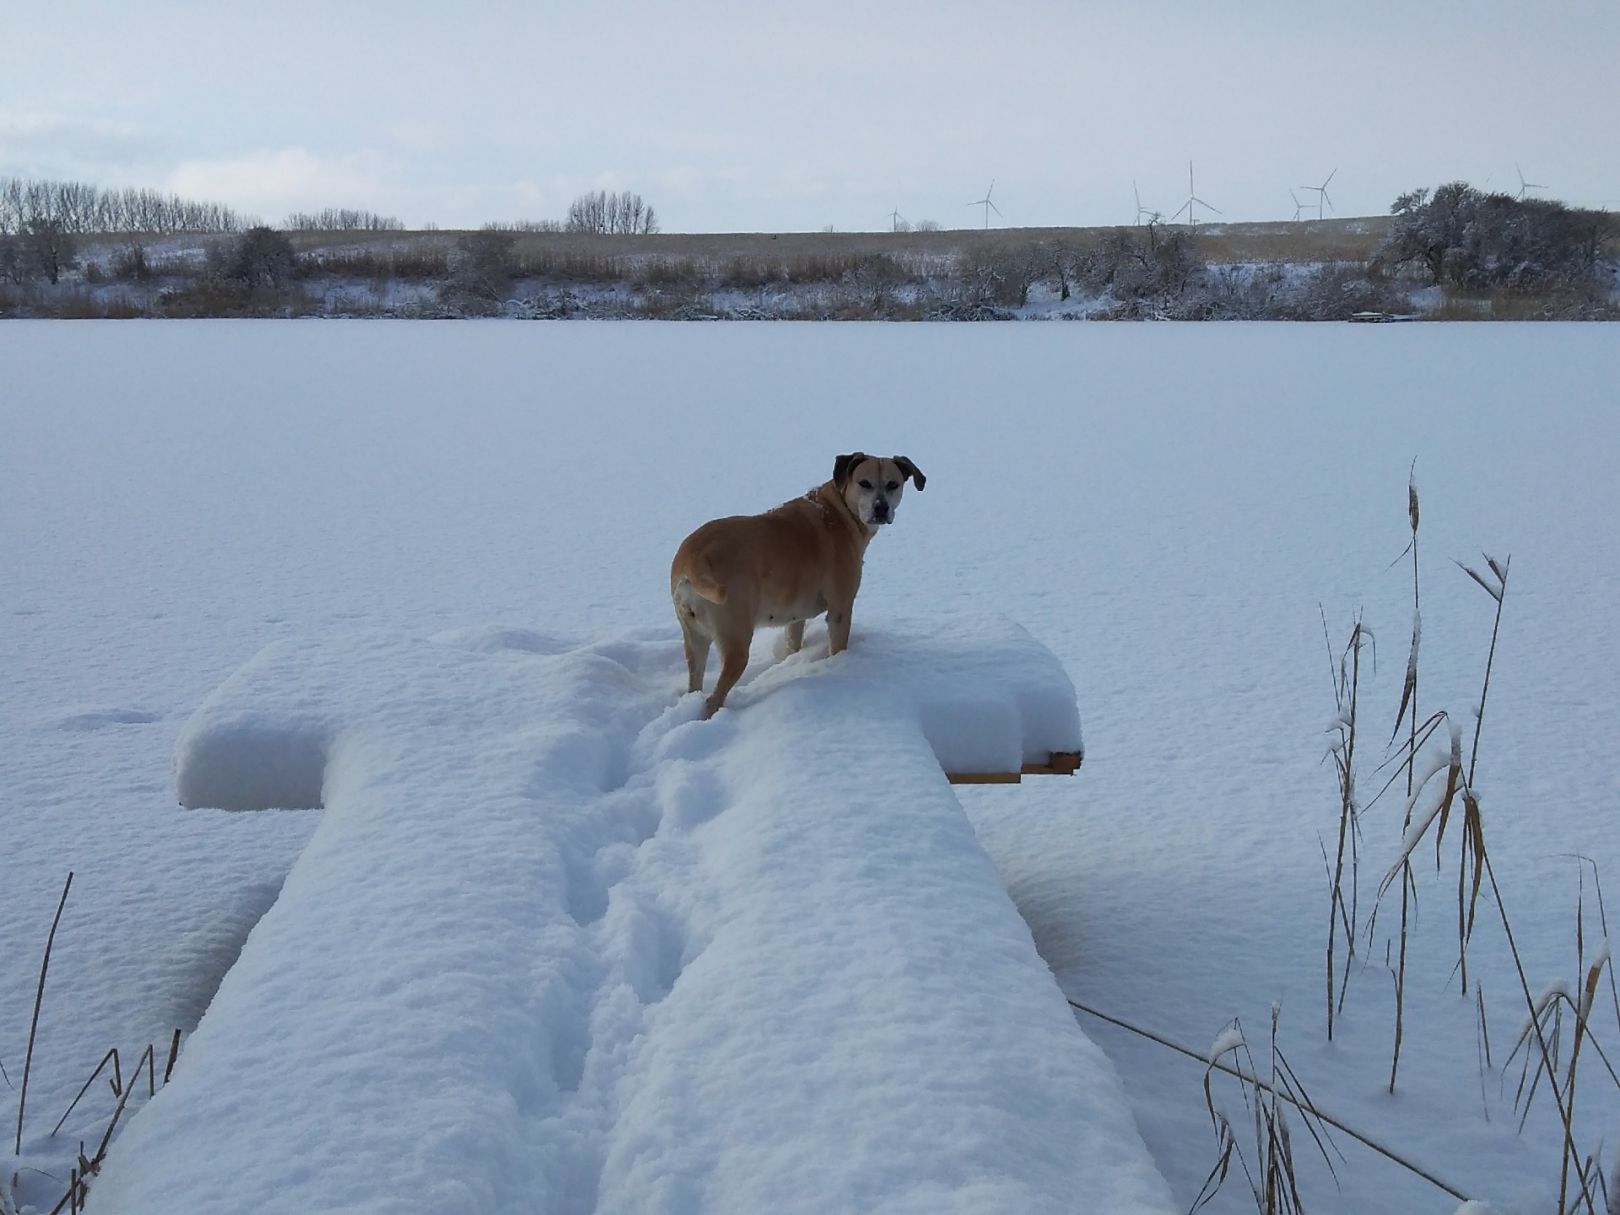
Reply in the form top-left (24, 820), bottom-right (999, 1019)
top-left (4, 320), bottom-right (1619, 1214)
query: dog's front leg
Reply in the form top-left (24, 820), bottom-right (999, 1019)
top-left (826, 604), bottom-right (852, 655)
top-left (781, 620), bottom-right (805, 655)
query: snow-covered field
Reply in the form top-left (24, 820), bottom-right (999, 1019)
top-left (3, 320), bottom-right (1618, 1213)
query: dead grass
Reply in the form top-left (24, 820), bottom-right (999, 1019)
top-left (1330, 482), bottom-right (1620, 1213)
top-left (1429, 285), bottom-right (1618, 321)
top-left (1321, 614), bottom-right (1368, 1041)
top-left (1068, 999), bottom-right (1468, 1208)
top-left (276, 217), bottom-right (1389, 275)
top-left (5, 875), bottom-right (183, 1215)
top-left (1192, 218), bottom-right (1395, 265)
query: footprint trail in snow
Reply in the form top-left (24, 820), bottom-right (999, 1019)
top-left (90, 619), bottom-right (1173, 1215)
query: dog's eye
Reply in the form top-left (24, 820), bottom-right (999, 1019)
top-left (858, 479), bottom-right (873, 489)
top-left (886, 481), bottom-right (899, 491)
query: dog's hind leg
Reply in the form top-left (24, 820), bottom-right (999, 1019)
top-left (677, 612), bottom-right (710, 695)
top-left (674, 583), bottom-right (712, 695)
top-left (704, 632), bottom-right (751, 719)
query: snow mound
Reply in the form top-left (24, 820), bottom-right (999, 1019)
top-left (95, 619), bottom-right (1168, 1214)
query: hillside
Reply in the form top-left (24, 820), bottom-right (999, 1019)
top-left (5, 212), bottom-right (1615, 320)
top-left (282, 215), bottom-right (1397, 268)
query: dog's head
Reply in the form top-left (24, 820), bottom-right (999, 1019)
top-left (833, 452), bottom-right (925, 529)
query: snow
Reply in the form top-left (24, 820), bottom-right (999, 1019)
top-left (3, 320), bottom-right (1619, 1215)
top-left (1207, 1025), bottom-right (1247, 1063)
top-left (91, 624), bottom-right (1144, 1214)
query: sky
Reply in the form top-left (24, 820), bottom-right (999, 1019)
top-left (3, 0), bottom-right (1618, 234)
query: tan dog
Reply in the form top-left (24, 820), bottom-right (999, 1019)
top-left (671, 452), bottom-right (926, 717)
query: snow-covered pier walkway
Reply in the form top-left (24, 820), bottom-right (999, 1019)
top-left (92, 619), bottom-right (1172, 1214)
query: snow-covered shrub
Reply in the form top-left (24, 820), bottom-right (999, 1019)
top-left (438, 230), bottom-right (517, 314)
top-left (208, 226), bottom-right (298, 289)
top-left (1380, 183), bottom-right (1617, 293)
top-left (109, 241), bottom-right (153, 282)
top-left (1279, 262), bottom-right (1413, 321)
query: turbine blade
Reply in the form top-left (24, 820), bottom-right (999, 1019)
top-left (1324, 168), bottom-right (1337, 187)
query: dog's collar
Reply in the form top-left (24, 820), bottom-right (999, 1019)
top-left (807, 484), bottom-right (868, 538)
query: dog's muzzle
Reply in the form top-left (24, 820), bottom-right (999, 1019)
top-left (872, 499), bottom-right (891, 524)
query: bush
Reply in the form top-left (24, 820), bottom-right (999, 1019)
top-left (1284, 263), bottom-right (1412, 320)
top-left (110, 242), bottom-right (153, 282)
top-left (303, 247), bottom-right (450, 281)
top-left (1071, 228), bottom-right (1206, 307)
top-left (210, 226), bottom-right (298, 288)
top-left (842, 253), bottom-right (910, 315)
top-left (439, 231), bottom-right (517, 311)
top-left (156, 281), bottom-right (313, 318)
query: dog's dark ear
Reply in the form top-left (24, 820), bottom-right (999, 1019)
top-left (893, 455), bottom-right (926, 491)
top-left (833, 451), bottom-right (868, 489)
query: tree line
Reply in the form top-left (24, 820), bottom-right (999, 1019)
top-left (4, 177), bottom-right (1613, 318)
top-left (0, 176), bottom-right (255, 236)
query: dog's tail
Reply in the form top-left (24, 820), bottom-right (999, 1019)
top-left (675, 566), bottom-right (727, 606)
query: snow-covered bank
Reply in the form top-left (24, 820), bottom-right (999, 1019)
top-left (91, 622), bottom-right (1166, 1214)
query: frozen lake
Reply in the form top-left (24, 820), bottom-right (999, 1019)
top-left (4, 320), bottom-right (1618, 1213)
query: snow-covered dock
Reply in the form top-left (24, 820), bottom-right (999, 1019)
top-left (93, 619), bottom-right (1170, 1214)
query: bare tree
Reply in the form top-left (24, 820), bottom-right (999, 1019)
top-left (482, 218), bottom-right (563, 233)
top-left (0, 232), bottom-right (23, 283)
top-left (283, 208), bottom-right (402, 231)
top-left (24, 219), bottom-right (76, 283)
top-left (565, 190), bottom-right (659, 235)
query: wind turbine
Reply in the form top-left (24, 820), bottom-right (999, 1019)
top-left (1169, 162), bottom-right (1220, 228)
top-left (1133, 181), bottom-right (1160, 226)
top-left (1290, 189), bottom-right (1307, 221)
top-left (967, 180), bottom-right (1002, 229)
top-left (887, 207), bottom-right (906, 232)
top-left (1299, 168), bottom-right (1336, 220)
top-left (1516, 164), bottom-right (1546, 200)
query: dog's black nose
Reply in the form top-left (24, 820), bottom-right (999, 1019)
top-left (873, 499), bottom-right (890, 520)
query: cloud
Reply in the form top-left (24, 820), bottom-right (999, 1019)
top-left (166, 148), bottom-right (395, 221)
top-left (0, 110), bottom-right (166, 179)
top-left (388, 123), bottom-right (452, 153)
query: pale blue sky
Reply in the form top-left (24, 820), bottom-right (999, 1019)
top-left (3, 0), bottom-right (1616, 231)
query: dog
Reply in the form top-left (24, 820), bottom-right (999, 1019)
top-left (670, 452), bottom-right (925, 718)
